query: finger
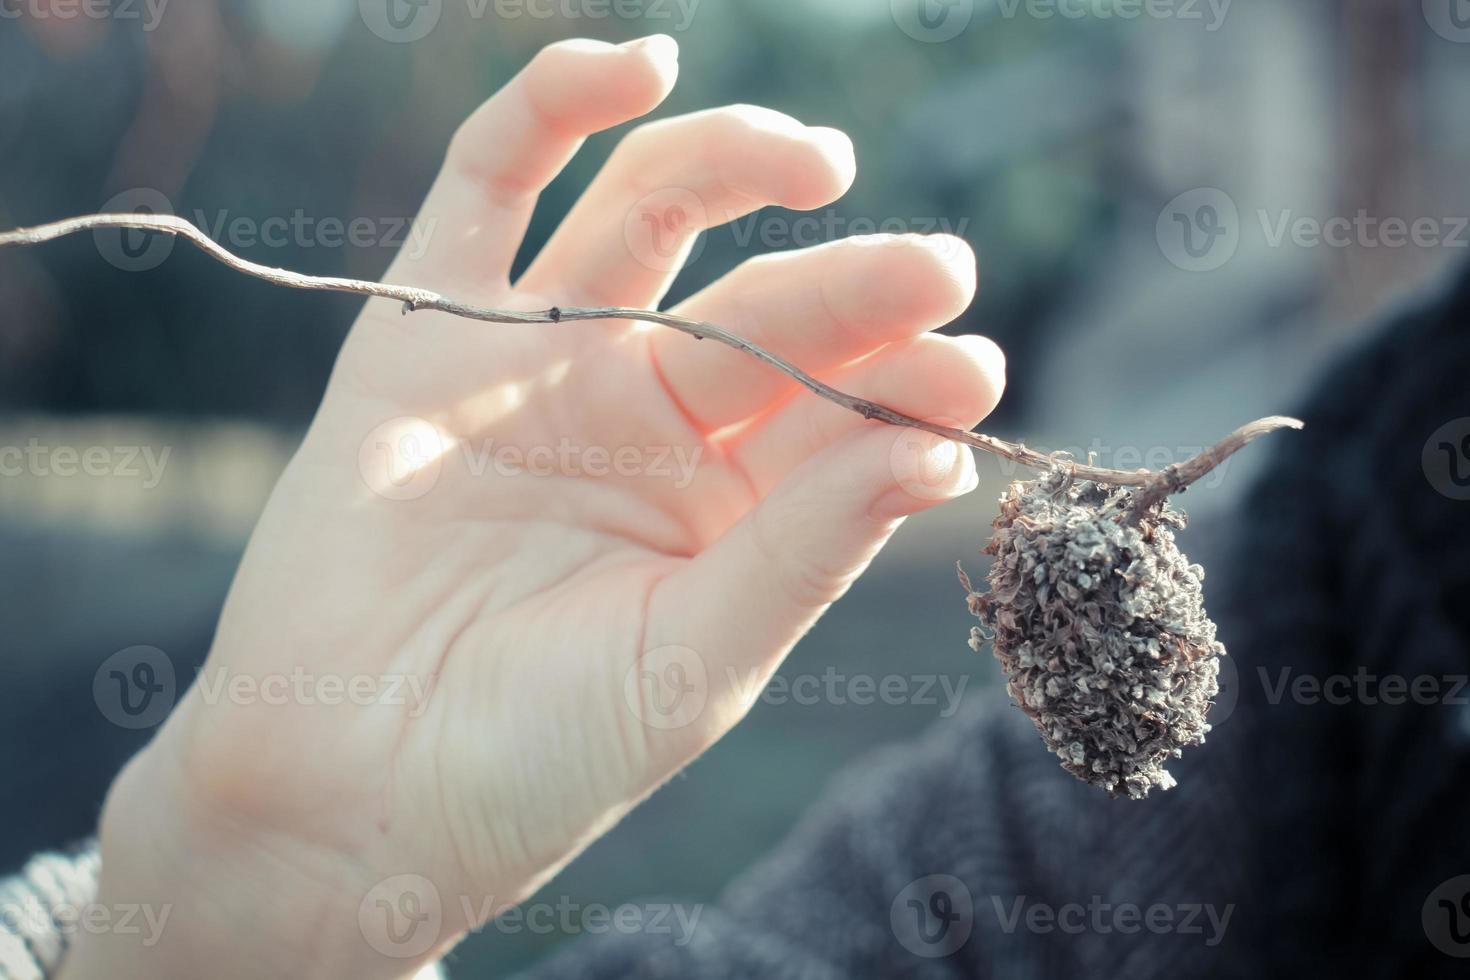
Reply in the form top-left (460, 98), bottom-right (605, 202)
top-left (730, 332), bottom-right (1004, 495)
top-left (656, 234), bottom-right (977, 431)
top-left (390, 35), bottom-right (679, 290)
top-left (643, 422), bottom-right (978, 727)
top-left (516, 105), bottom-right (856, 307)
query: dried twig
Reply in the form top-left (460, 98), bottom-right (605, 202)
top-left (0, 213), bottom-right (1302, 499)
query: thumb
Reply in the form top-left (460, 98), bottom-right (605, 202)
top-left (643, 422), bottom-right (978, 736)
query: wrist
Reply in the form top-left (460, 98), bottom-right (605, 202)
top-left (60, 736), bottom-right (450, 980)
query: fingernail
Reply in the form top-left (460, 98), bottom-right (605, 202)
top-left (805, 126), bottom-right (857, 186)
top-left (624, 34), bottom-right (679, 63)
top-left (872, 432), bottom-right (979, 520)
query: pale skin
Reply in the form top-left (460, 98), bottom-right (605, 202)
top-left (59, 35), bottom-right (1005, 979)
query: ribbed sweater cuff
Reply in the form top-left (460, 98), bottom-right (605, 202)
top-left (0, 842), bottom-right (101, 980)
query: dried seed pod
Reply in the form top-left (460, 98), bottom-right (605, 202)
top-left (960, 468), bottom-right (1224, 800)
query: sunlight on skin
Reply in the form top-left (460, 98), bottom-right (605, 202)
top-left (448, 375), bottom-right (537, 440)
top-left (355, 416), bottom-right (456, 501)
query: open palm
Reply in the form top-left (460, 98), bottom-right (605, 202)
top-left (83, 35), bottom-right (1005, 980)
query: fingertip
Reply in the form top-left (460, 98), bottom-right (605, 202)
top-left (623, 32), bottom-right (679, 63)
top-left (876, 333), bottom-right (1005, 429)
top-left (619, 33), bottom-right (680, 103)
top-left (864, 424), bottom-right (980, 522)
top-left (949, 333), bottom-right (1007, 419)
top-left (527, 36), bottom-right (677, 133)
top-left (917, 234), bottom-right (978, 312)
top-left (784, 126), bottom-right (857, 210)
top-left (809, 126), bottom-right (857, 190)
top-left (828, 234), bottom-right (976, 334)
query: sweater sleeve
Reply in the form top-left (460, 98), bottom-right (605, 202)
top-left (0, 843), bottom-right (101, 980)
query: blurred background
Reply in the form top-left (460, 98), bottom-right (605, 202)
top-left (1, 0), bottom-right (1467, 973)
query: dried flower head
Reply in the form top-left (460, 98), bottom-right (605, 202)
top-left (961, 467), bottom-right (1224, 800)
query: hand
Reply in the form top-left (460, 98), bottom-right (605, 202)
top-left (65, 35), bottom-right (1004, 980)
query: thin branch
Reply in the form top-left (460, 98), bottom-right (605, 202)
top-left (1123, 414), bottom-right (1299, 524)
top-left (0, 213), bottom-right (1302, 496)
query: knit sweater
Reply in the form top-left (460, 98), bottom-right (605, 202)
top-left (5, 265), bottom-right (1468, 979)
